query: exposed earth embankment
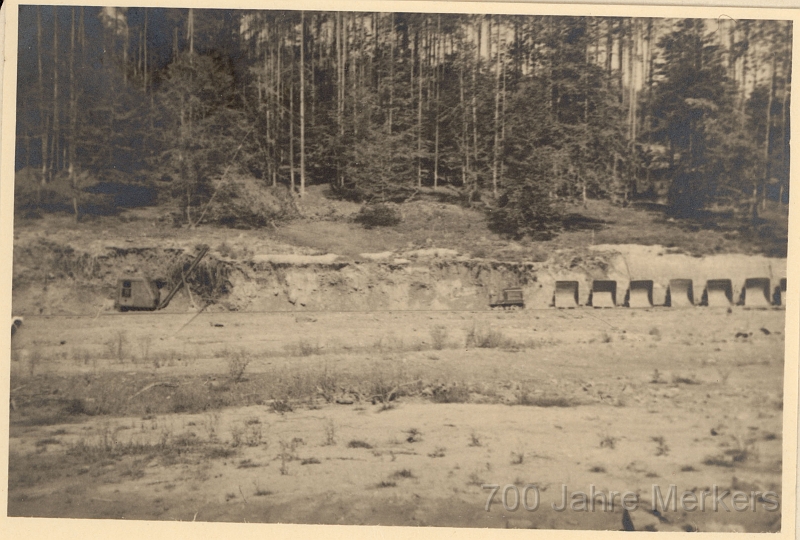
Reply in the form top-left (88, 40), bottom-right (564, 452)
top-left (12, 236), bottom-right (786, 315)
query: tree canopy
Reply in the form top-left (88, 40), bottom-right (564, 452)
top-left (15, 9), bottom-right (791, 234)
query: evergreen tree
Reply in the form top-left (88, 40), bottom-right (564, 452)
top-left (649, 19), bottom-right (732, 217)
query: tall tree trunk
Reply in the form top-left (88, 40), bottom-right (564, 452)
top-left (612, 153), bottom-right (618, 202)
top-left (549, 18), bottom-right (557, 118)
top-left (617, 19), bottom-right (624, 103)
top-left (781, 27), bottom-right (791, 207)
top-left (472, 17), bottom-right (479, 173)
top-left (627, 19), bottom-right (636, 142)
top-left (179, 93), bottom-right (188, 221)
top-left (584, 18), bottom-right (590, 124)
top-left (69, 7), bottom-right (78, 221)
top-left (409, 21), bottom-right (414, 93)
top-left (417, 27), bottom-right (424, 188)
top-left (727, 18), bottom-right (735, 80)
top-left (300, 11), bottom-right (306, 198)
top-left (501, 57), bottom-right (506, 143)
top-left (143, 8), bottom-right (148, 91)
top-left (388, 13), bottom-right (394, 134)
top-left (605, 18), bottom-right (613, 84)
top-left (644, 19), bottom-right (652, 89)
top-left (266, 46), bottom-right (273, 187)
top-left (52, 7), bottom-right (59, 176)
top-left (740, 22), bottom-right (750, 125)
top-left (123, 24), bottom-right (128, 85)
top-left (141, 8), bottom-right (149, 155)
top-left (80, 7), bottom-right (86, 63)
top-left (491, 17), bottom-right (501, 198)
top-left (372, 12), bottom-right (379, 92)
top-left (644, 19), bottom-right (654, 145)
top-left (184, 11), bottom-right (193, 204)
top-left (136, 29), bottom-right (141, 79)
top-left (426, 18), bottom-right (432, 114)
top-left (37, 6), bottom-right (48, 187)
top-left (351, 13), bottom-right (358, 138)
top-left (630, 20), bottom-right (640, 198)
top-left (276, 28), bottom-right (283, 186)
top-left (336, 12), bottom-right (342, 187)
top-left (762, 53), bottom-right (776, 212)
top-left (341, 12), bottom-right (347, 187)
top-left (310, 14), bottom-right (318, 127)
top-left (290, 73), bottom-right (295, 194)
top-left (583, 18), bottom-right (590, 207)
top-left (460, 60), bottom-right (468, 185)
top-left (433, 15), bottom-right (441, 190)
top-left (188, 8), bottom-right (195, 58)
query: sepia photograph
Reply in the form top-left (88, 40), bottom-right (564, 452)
top-left (1, 1), bottom-right (798, 536)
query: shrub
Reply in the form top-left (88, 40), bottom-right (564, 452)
top-left (513, 383), bottom-right (577, 408)
top-left (14, 167), bottom-right (115, 217)
top-left (652, 436), bottom-right (670, 456)
top-left (201, 175), bottom-right (298, 228)
top-left (391, 468), bottom-right (415, 479)
top-left (431, 385), bottom-right (470, 404)
top-left (204, 446), bottom-right (236, 459)
top-left (377, 481), bottom-right (397, 488)
top-left (35, 437), bottom-right (61, 448)
top-left (354, 203), bottom-right (402, 228)
top-left (63, 398), bottom-right (87, 416)
top-left (245, 424), bottom-right (263, 447)
top-left (347, 440), bottom-right (373, 449)
top-left (672, 374), bottom-right (700, 385)
top-left (487, 175), bottom-right (563, 240)
top-left (271, 399), bottom-right (293, 414)
top-left (105, 331), bottom-right (128, 363)
top-left (227, 351), bottom-right (251, 383)
top-left (465, 326), bottom-right (519, 349)
top-left (323, 419), bottom-right (336, 446)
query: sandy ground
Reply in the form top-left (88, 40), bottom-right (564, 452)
top-left (7, 306), bottom-right (786, 531)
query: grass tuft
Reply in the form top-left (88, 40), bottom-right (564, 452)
top-left (391, 468), bottom-right (415, 479)
top-left (347, 440), bottom-right (373, 449)
top-left (377, 481), bottom-right (397, 488)
top-left (599, 435), bottom-right (618, 449)
top-left (428, 447), bottom-right (446, 458)
top-left (226, 350), bottom-right (251, 383)
top-left (514, 384), bottom-right (577, 408)
top-left (465, 326), bottom-right (521, 350)
top-left (652, 436), bottom-right (670, 456)
top-left (431, 385), bottom-right (470, 404)
top-left (469, 432), bottom-right (482, 447)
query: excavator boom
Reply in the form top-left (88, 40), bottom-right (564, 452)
top-left (157, 245), bottom-right (210, 310)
